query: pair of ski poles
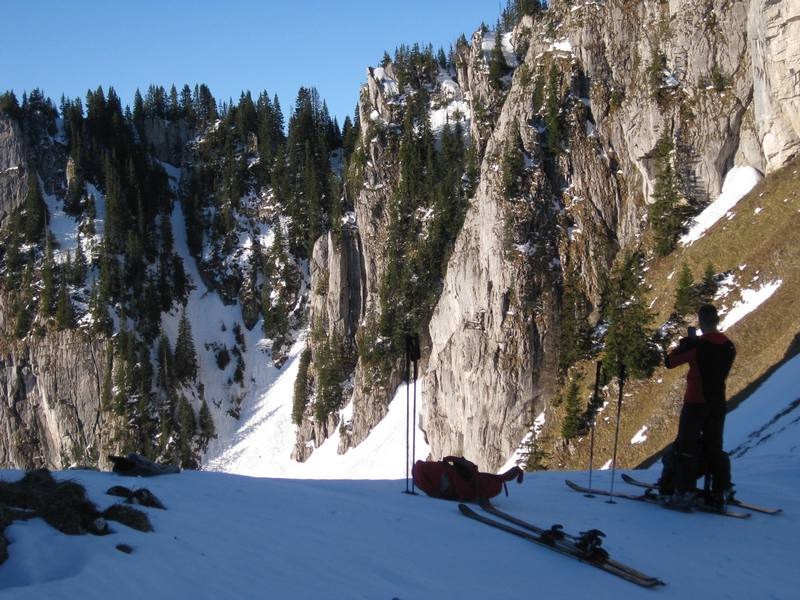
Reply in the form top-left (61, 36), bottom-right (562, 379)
top-left (586, 360), bottom-right (627, 503)
top-left (403, 334), bottom-right (421, 495)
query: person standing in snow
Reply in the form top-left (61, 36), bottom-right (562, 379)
top-left (658, 304), bottom-right (736, 508)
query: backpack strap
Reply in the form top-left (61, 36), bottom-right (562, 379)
top-left (444, 456), bottom-right (479, 481)
top-left (501, 466), bottom-right (524, 484)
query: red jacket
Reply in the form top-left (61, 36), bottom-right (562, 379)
top-left (666, 332), bottom-right (736, 404)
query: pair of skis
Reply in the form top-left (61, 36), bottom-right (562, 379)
top-left (458, 476), bottom-right (781, 588)
top-left (564, 474), bottom-right (781, 518)
top-left (618, 473), bottom-right (782, 515)
top-left (459, 499), bottom-right (665, 588)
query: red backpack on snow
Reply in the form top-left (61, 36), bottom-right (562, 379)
top-left (412, 456), bottom-right (524, 501)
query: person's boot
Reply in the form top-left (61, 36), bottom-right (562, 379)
top-left (708, 485), bottom-right (735, 511)
top-left (669, 491), bottom-right (696, 510)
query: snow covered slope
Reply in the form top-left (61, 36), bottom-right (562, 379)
top-left (206, 371), bottom-right (431, 479)
top-left (1, 358), bottom-right (798, 599)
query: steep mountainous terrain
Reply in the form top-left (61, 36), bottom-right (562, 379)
top-left (1, 0), bottom-right (798, 474)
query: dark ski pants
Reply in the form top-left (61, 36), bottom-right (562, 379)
top-left (671, 401), bottom-right (730, 494)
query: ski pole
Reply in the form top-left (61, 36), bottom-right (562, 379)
top-left (403, 337), bottom-right (411, 494)
top-left (411, 356), bottom-right (418, 494)
top-left (403, 334), bottom-right (421, 496)
top-left (586, 361), bottom-right (602, 497)
top-left (606, 362), bottom-right (626, 504)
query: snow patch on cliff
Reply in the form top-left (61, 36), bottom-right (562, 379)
top-left (680, 166), bottom-right (763, 245)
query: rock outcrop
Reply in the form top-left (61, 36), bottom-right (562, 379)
top-left (748, 0), bottom-right (800, 172)
top-left (0, 116), bottom-right (29, 226)
top-left (0, 326), bottom-right (112, 469)
top-left (140, 116), bottom-right (193, 166)
top-left (301, 0), bottom-right (800, 471)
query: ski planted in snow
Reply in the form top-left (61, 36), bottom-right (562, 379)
top-left (620, 473), bottom-right (782, 515)
top-left (458, 503), bottom-right (665, 588)
top-left (564, 479), bottom-right (751, 518)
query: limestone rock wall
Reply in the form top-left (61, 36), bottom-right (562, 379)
top-left (0, 116), bottom-right (29, 226)
top-left (295, 0), bottom-right (800, 471)
top-left (748, 0), bottom-right (800, 172)
top-left (141, 117), bottom-right (193, 166)
top-left (0, 328), bottom-right (112, 470)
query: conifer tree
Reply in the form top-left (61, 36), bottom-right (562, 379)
top-left (602, 251), bottom-right (658, 379)
top-left (55, 280), bottom-right (74, 330)
top-left (489, 31), bottom-right (509, 90)
top-left (240, 238), bottom-right (261, 328)
top-left (313, 324), bottom-right (345, 422)
top-left (502, 130), bottom-right (525, 197)
top-left (502, 0), bottom-right (542, 29)
top-left (138, 273), bottom-right (162, 342)
top-left (545, 64), bottom-right (562, 152)
top-left (437, 46), bottom-right (448, 70)
top-left (13, 262), bottom-right (34, 339)
top-left (133, 343), bottom-right (156, 457)
top-left (70, 247), bottom-right (88, 287)
top-left (129, 89), bottom-right (142, 124)
top-left (699, 263), bottom-right (718, 304)
top-left (559, 269), bottom-right (592, 371)
top-left (341, 115), bottom-right (359, 161)
top-left (292, 348), bottom-right (312, 425)
top-left (3, 228), bottom-right (23, 289)
top-left (174, 308), bottom-right (198, 383)
top-left (158, 402), bottom-right (177, 460)
top-left (97, 243), bottom-right (115, 304)
top-left (517, 410), bottom-right (549, 471)
top-left (88, 283), bottom-right (112, 335)
top-left (650, 131), bottom-right (688, 256)
top-left (176, 395), bottom-right (197, 468)
top-left (157, 331), bottom-right (175, 393)
top-left (198, 398), bottom-right (217, 451)
top-left (40, 238), bottom-right (55, 319)
top-left (97, 353), bottom-right (113, 413)
top-left (303, 141), bottom-right (323, 254)
top-left (561, 379), bottom-right (583, 440)
top-left (64, 167), bottom-right (85, 216)
top-left (168, 85), bottom-right (180, 120)
top-left (674, 263), bottom-right (699, 315)
top-left (102, 157), bottom-right (127, 254)
top-left (180, 84), bottom-right (195, 124)
top-left (0, 91), bottom-right (21, 117)
top-left (23, 174), bottom-right (46, 243)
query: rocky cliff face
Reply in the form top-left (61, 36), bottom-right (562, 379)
top-left (0, 110), bottom-right (194, 469)
top-left (425, 0), bottom-right (800, 470)
top-left (300, 0), bottom-right (800, 471)
top-left (141, 116), bottom-right (193, 165)
top-left (749, 0), bottom-right (800, 172)
top-left (2, 0), bottom-right (798, 473)
top-left (0, 310), bottom-right (112, 469)
top-left (0, 116), bottom-right (29, 225)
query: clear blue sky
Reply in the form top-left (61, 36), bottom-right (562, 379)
top-left (2, 0), bottom-right (502, 124)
